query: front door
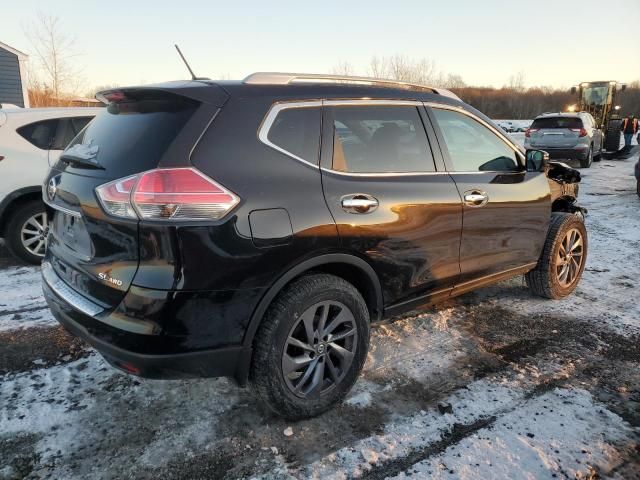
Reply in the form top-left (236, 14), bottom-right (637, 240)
top-left (427, 105), bottom-right (550, 287)
top-left (320, 101), bottom-right (462, 309)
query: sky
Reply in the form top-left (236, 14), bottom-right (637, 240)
top-left (3, 0), bottom-right (640, 93)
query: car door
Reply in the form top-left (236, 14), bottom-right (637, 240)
top-left (320, 100), bottom-right (462, 311)
top-left (426, 104), bottom-right (550, 292)
top-left (587, 114), bottom-right (602, 151)
top-left (48, 116), bottom-right (94, 166)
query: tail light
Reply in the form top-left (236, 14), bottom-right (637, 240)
top-left (525, 128), bottom-right (538, 138)
top-left (571, 128), bottom-right (588, 137)
top-left (95, 175), bottom-right (139, 218)
top-left (96, 167), bottom-right (239, 221)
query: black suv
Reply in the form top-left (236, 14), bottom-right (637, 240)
top-left (41, 73), bottom-right (587, 418)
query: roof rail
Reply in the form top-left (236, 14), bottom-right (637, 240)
top-left (242, 72), bottom-right (461, 101)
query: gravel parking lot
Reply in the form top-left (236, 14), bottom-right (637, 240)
top-left (1, 150), bottom-right (639, 479)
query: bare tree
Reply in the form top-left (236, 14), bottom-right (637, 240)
top-left (332, 61), bottom-right (356, 76)
top-left (366, 55), bottom-right (451, 86)
top-left (334, 54), bottom-right (640, 119)
top-left (507, 71), bottom-right (526, 92)
top-left (443, 73), bottom-right (466, 89)
top-left (24, 13), bottom-right (83, 103)
top-left (85, 84), bottom-right (120, 99)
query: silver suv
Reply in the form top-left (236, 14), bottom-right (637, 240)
top-left (525, 112), bottom-right (603, 168)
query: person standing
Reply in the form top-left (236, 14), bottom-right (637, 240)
top-left (621, 115), bottom-right (638, 148)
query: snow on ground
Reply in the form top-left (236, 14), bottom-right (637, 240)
top-left (0, 265), bottom-right (55, 332)
top-left (501, 133), bottom-right (640, 335)
top-left (390, 388), bottom-right (633, 480)
top-left (0, 149), bottom-right (638, 479)
top-left (1, 353), bottom-right (241, 478)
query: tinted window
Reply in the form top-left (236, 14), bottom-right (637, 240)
top-left (432, 108), bottom-right (519, 172)
top-left (51, 116), bottom-right (94, 150)
top-left (531, 117), bottom-right (583, 129)
top-left (17, 119), bottom-right (59, 149)
top-left (64, 92), bottom-right (197, 175)
top-left (331, 106), bottom-right (434, 173)
top-left (267, 107), bottom-right (321, 164)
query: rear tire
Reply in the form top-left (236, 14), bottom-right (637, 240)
top-left (250, 273), bottom-right (370, 419)
top-left (4, 200), bottom-right (48, 265)
top-left (603, 121), bottom-right (622, 151)
top-left (579, 146), bottom-right (593, 168)
top-left (526, 212), bottom-right (587, 299)
top-left (593, 143), bottom-right (602, 162)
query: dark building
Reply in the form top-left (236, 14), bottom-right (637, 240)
top-left (0, 41), bottom-right (29, 108)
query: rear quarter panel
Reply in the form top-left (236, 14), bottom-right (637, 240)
top-left (134, 95), bottom-right (339, 293)
top-left (0, 127), bottom-right (48, 201)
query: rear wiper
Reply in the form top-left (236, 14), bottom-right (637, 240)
top-left (60, 143), bottom-right (104, 170)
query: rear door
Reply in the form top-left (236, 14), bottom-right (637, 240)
top-left (320, 100), bottom-right (462, 309)
top-left (43, 89), bottom-right (216, 308)
top-left (584, 114), bottom-right (602, 151)
top-left (528, 116), bottom-right (583, 148)
top-left (427, 104), bottom-right (550, 289)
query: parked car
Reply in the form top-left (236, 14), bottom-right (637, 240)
top-left (524, 112), bottom-right (603, 168)
top-left (41, 74), bottom-right (587, 419)
top-left (497, 121), bottom-right (514, 133)
top-left (0, 107), bottom-right (101, 263)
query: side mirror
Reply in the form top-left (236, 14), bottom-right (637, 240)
top-left (570, 86), bottom-right (577, 95)
top-left (526, 149), bottom-right (549, 172)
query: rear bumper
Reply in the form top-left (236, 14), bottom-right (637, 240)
top-left (42, 266), bottom-right (252, 383)
top-left (527, 147), bottom-right (589, 160)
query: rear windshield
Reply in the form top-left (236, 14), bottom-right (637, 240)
top-left (531, 117), bottom-right (583, 129)
top-left (62, 91), bottom-right (198, 177)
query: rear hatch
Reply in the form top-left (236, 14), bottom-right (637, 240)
top-left (528, 116), bottom-right (584, 148)
top-left (43, 83), bottom-right (228, 308)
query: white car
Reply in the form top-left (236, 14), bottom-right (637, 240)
top-left (0, 107), bottom-right (102, 263)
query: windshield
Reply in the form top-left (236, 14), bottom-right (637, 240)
top-left (581, 86), bottom-right (609, 106)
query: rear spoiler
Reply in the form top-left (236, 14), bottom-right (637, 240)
top-left (96, 81), bottom-right (229, 107)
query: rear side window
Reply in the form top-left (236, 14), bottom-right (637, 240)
top-left (266, 107), bottom-right (321, 164)
top-left (64, 92), bottom-right (198, 175)
top-left (17, 119), bottom-right (59, 149)
top-left (531, 117), bottom-right (583, 129)
top-left (330, 106), bottom-right (435, 173)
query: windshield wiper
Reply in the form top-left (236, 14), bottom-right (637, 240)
top-left (60, 153), bottom-right (105, 169)
top-left (60, 142), bottom-right (104, 170)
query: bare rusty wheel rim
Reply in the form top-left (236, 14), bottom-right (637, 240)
top-left (555, 228), bottom-right (584, 287)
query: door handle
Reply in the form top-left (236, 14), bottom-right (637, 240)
top-left (463, 190), bottom-right (489, 207)
top-left (341, 194), bottom-right (379, 214)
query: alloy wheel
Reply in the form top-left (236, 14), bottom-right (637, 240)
top-left (20, 211), bottom-right (48, 257)
top-left (282, 300), bottom-right (358, 398)
top-left (555, 228), bottom-right (584, 287)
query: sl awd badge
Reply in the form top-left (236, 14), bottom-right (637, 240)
top-left (98, 272), bottom-right (123, 287)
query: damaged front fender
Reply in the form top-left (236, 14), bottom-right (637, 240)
top-left (546, 161), bottom-right (587, 217)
